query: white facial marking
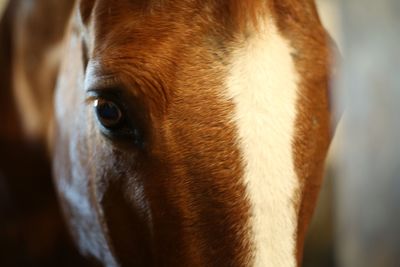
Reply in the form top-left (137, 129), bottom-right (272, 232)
top-left (226, 19), bottom-right (300, 267)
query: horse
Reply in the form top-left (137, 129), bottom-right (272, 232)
top-left (1, 0), bottom-right (334, 266)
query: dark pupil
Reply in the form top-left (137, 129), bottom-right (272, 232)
top-left (95, 100), bottom-right (122, 127)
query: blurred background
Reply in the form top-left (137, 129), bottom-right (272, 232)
top-left (306, 0), bottom-right (400, 267)
top-left (1, 0), bottom-right (400, 266)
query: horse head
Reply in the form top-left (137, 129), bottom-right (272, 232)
top-left (50, 0), bottom-right (333, 266)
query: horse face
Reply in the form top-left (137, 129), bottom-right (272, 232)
top-left (53, 0), bottom-right (332, 266)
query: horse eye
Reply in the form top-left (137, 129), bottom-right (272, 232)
top-left (94, 98), bottom-right (123, 128)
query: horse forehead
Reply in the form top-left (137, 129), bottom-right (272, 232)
top-left (87, 1), bottom-right (193, 52)
top-left (87, 0), bottom-right (180, 23)
top-left (84, 0), bottom-right (264, 33)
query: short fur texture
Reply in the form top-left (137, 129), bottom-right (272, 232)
top-left (2, 0), bottom-right (333, 266)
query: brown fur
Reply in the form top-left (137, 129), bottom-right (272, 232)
top-left (2, 0), bottom-right (333, 266)
top-left (55, 0), bottom-right (256, 266)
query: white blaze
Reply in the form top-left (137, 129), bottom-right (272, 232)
top-left (226, 19), bottom-right (300, 267)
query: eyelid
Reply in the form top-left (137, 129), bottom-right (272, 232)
top-left (85, 86), bottom-right (125, 105)
top-left (85, 90), bottom-right (106, 105)
top-left (85, 72), bottom-right (123, 92)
